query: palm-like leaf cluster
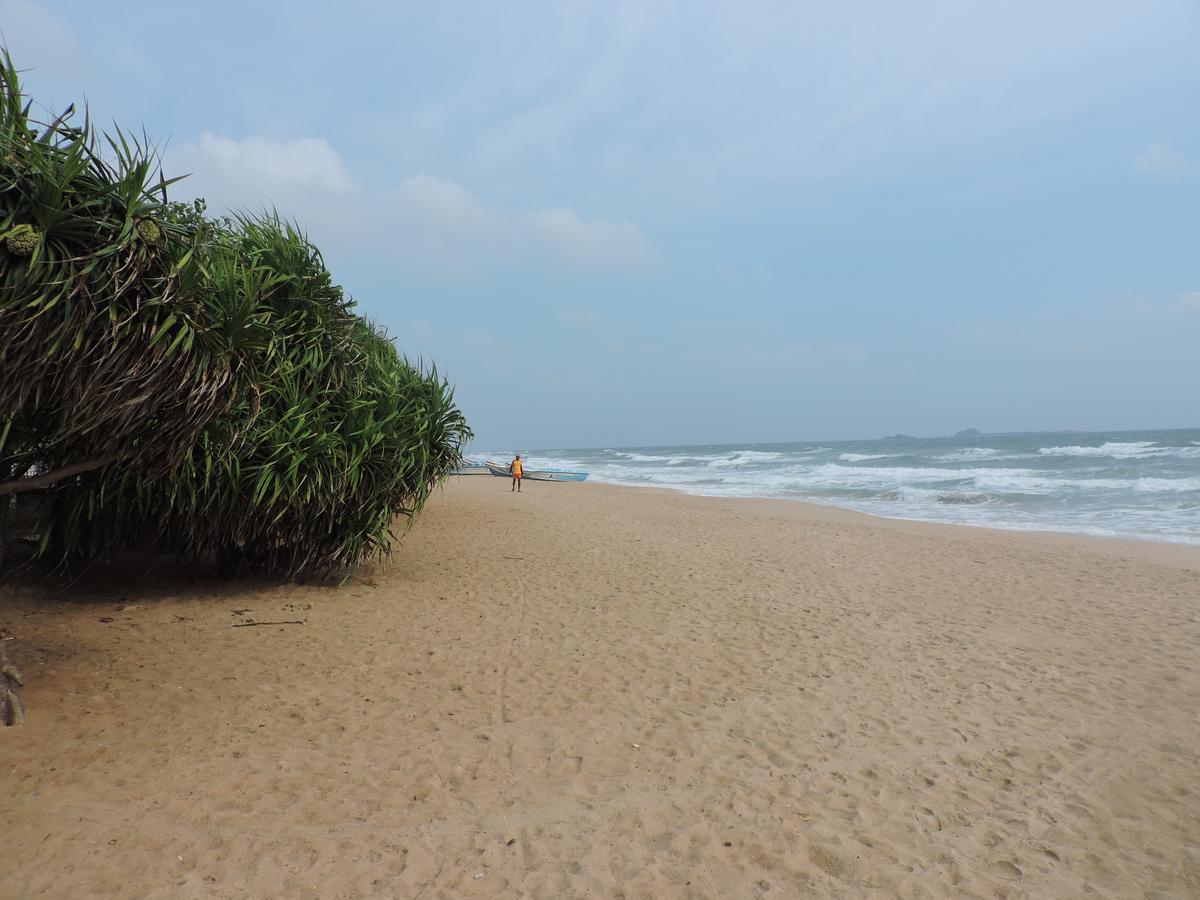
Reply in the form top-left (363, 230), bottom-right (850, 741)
top-left (1, 51), bottom-right (471, 575)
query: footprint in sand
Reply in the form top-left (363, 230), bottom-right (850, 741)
top-left (915, 806), bottom-right (943, 833)
top-left (808, 843), bottom-right (856, 882)
top-left (989, 859), bottom-right (1023, 879)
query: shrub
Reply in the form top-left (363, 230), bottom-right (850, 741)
top-left (0, 50), bottom-right (470, 575)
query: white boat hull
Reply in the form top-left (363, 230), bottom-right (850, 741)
top-left (485, 461), bottom-right (588, 482)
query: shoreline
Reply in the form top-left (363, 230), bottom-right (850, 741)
top-left (4, 477), bottom-right (1199, 896)
top-left (515, 427), bottom-right (1200, 550)
top-left (562, 479), bottom-right (1200, 571)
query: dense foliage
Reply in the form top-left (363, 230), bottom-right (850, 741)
top-left (0, 51), bottom-right (470, 574)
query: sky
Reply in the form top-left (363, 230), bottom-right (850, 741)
top-left (3, 0), bottom-right (1199, 449)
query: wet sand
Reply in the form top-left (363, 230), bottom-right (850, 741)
top-left (2, 477), bottom-right (1199, 897)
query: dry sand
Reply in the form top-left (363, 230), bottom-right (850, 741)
top-left (2, 477), bottom-right (1199, 898)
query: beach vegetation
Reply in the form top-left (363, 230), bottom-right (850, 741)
top-left (0, 50), bottom-right (471, 575)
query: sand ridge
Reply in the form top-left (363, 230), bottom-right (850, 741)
top-left (2, 478), bottom-right (1199, 897)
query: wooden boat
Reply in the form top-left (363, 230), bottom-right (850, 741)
top-left (485, 460), bottom-right (588, 482)
top-left (523, 467), bottom-right (589, 482)
top-left (452, 459), bottom-right (490, 475)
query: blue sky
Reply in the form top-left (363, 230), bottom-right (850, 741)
top-left (4, 0), bottom-right (1198, 449)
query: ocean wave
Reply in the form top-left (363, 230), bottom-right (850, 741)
top-left (1038, 442), bottom-right (1200, 461)
top-left (707, 450), bottom-right (785, 468)
top-left (1038, 441), bottom-right (1162, 459)
top-left (523, 435), bottom-right (1200, 544)
top-left (578, 465), bottom-right (721, 486)
top-left (873, 487), bottom-right (993, 505)
top-left (1131, 477), bottom-right (1200, 493)
top-left (542, 457), bottom-right (1200, 498)
top-left (614, 452), bottom-right (687, 463)
top-left (937, 492), bottom-right (992, 505)
top-left (804, 463), bottom-right (1032, 484)
top-left (931, 448), bottom-right (999, 462)
top-left (970, 473), bottom-right (1200, 495)
top-left (756, 464), bottom-right (1200, 496)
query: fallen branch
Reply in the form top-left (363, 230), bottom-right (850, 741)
top-left (0, 455), bottom-right (118, 496)
top-left (232, 620), bottom-right (305, 628)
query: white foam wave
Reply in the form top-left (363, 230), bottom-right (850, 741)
top-left (707, 450), bottom-right (785, 468)
top-left (753, 464), bottom-right (1200, 496)
top-left (804, 463), bottom-right (1031, 484)
top-left (932, 448), bottom-right (999, 462)
top-left (871, 486), bottom-right (995, 504)
top-left (1131, 477), bottom-right (1200, 493)
top-left (839, 453), bottom-right (892, 462)
top-left (1038, 441), bottom-right (1161, 459)
top-left (610, 450), bottom-right (746, 466)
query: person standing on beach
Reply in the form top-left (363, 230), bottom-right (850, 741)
top-left (510, 454), bottom-right (523, 492)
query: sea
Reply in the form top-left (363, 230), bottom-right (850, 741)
top-left (481, 428), bottom-right (1200, 545)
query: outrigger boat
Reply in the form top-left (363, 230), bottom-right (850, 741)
top-left (485, 460), bottom-right (589, 482)
top-left (452, 458), bottom-right (490, 475)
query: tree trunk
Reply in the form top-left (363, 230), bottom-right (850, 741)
top-left (1, 641), bottom-right (23, 726)
top-left (0, 494), bottom-right (8, 571)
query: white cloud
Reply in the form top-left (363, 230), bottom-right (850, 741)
top-left (0, 2), bottom-right (82, 68)
top-left (393, 175), bottom-right (500, 235)
top-left (383, 175), bottom-right (508, 264)
top-left (1116, 291), bottom-right (1200, 315)
top-left (1133, 143), bottom-right (1194, 178)
top-left (1165, 291), bottom-right (1200, 314)
top-left (363, 1), bottom-right (1196, 215)
top-left (387, 176), bottom-right (651, 268)
top-left (167, 136), bottom-right (651, 271)
top-left (524, 208), bottom-right (648, 267)
top-left (174, 132), bottom-right (356, 194)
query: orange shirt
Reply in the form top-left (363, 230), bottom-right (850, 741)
top-left (512, 459), bottom-right (523, 476)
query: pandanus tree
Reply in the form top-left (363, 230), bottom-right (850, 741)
top-left (0, 50), bottom-right (471, 575)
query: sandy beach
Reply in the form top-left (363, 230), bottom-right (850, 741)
top-left (2, 477), bottom-right (1199, 898)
